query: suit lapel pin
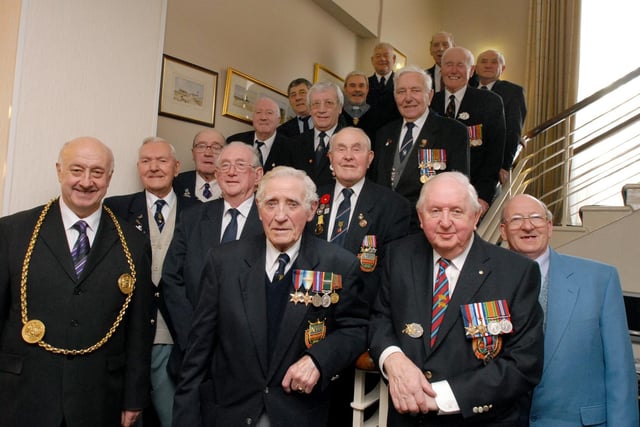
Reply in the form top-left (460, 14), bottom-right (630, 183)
top-left (419, 139), bottom-right (428, 148)
top-left (385, 138), bottom-right (392, 147)
top-left (402, 323), bottom-right (424, 338)
top-left (358, 213), bottom-right (367, 228)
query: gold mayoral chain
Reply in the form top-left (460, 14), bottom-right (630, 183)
top-left (19, 198), bottom-right (136, 355)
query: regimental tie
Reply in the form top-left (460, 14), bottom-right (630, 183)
top-left (399, 122), bottom-right (415, 162)
top-left (255, 140), bottom-right (265, 166)
top-left (315, 131), bottom-right (327, 165)
top-left (71, 220), bottom-right (90, 277)
top-left (273, 252), bottom-right (290, 282)
top-left (330, 188), bottom-right (354, 246)
top-left (430, 257), bottom-right (451, 347)
top-left (203, 182), bottom-right (212, 199)
top-left (221, 208), bottom-right (239, 243)
top-left (445, 94), bottom-right (456, 118)
top-left (154, 199), bottom-right (166, 232)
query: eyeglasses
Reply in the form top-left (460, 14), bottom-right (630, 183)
top-left (217, 161), bottom-right (254, 173)
top-left (193, 143), bottom-right (223, 154)
top-left (504, 214), bottom-right (548, 229)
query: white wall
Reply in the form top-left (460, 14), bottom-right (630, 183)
top-left (3, 0), bottom-right (166, 215)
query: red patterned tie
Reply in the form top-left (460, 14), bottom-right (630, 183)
top-left (430, 257), bottom-right (451, 347)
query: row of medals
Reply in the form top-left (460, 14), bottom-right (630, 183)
top-left (466, 318), bottom-right (513, 336)
top-left (290, 290), bottom-right (339, 307)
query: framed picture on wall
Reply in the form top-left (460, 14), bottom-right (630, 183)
top-left (158, 55), bottom-right (218, 127)
top-left (313, 63), bottom-right (344, 86)
top-left (393, 47), bottom-right (407, 71)
top-left (222, 68), bottom-right (293, 125)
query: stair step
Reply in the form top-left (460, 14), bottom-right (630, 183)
top-left (578, 205), bottom-right (633, 229)
top-left (622, 184), bottom-right (640, 210)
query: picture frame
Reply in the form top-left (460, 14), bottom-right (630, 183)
top-left (222, 68), bottom-right (293, 125)
top-left (393, 47), bottom-right (407, 71)
top-left (313, 63), bottom-right (344, 87)
top-left (159, 55), bottom-right (218, 127)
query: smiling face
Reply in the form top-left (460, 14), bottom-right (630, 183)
top-left (137, 140), bottom-right (180, 198)
top-left (215, 143), bottom-right (263, 206)
top-left (344, 74), bottom-right (369, 106)
top-left (309, 87), bottom-right (341, 131)
top-left (500, 194), bottom-right (552, 260)
top-left (394, 71), bottom-right (433, 121)
top-left (476, 50), bottom-right (505, 84)
top-left (441, 47), bottom-right (475, 93)
top-left (371, 45), bottom-right (396, 76)
top-left (417, 173), bottom-right (481, 259)
top-left (56, 137), bottom-right (114, 218)
top-left (328, 127), bottom-right (374, 187)
top-left (252, 98), bottom-right (280, 140)
top-left (257, 174), bottom-right (317, 252)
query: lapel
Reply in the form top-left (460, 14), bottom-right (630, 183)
top-left (344, 180), bottom-right (376, 252)
top-left (129, 192), bottom-right (149, 234)
top-left (380, 121), bottom-right (402, 182)
top-left (430, 236), bottom-right (489, 352)
top-left (542, 249), bottom-right (579, 370)
top-left (267, 234), bottom-right (319, 380)
top-left (240, 201), bottom-right (263, 238)
top-left (202, 199), bottom-right (225, 248)
top-left (406, 237), bottom-right (436, 357)
top-left (239, 238), bottom-right (270, 377)
top-left (38, 201), bottom-right (78, 282)
top-left (81, 208), bottom-right (120, 283)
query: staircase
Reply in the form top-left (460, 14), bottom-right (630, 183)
top-left (351, 67), bottom-right (640, 427)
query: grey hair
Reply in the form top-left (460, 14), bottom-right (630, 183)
top-left (416, 171), bottom-right (481, 213)
top-left (308, 81), bottom-right (344, 108)
top-left (393, 65), bottom-right (433, 92)
top-left (329, 127), bottom-right (372, 151)
top-left (216, 141), bottom-right (262, 168)
top-left (256, 166), bottom-right (318, 210)
top-left (140, 136), bottom-right (177, 158)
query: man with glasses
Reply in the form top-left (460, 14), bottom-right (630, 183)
top-left (289, 81), bottom-right (346, 187)
top-left (500, 194), bottom-right (638, 426)
top-left (161, 142), bottom-right (264, 380)
top-left (173, 129), bottom-right (226, 202)
top-left (228, 97), bottom-right (294, 172)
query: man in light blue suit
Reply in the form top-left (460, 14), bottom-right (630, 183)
top-left (501, 194), bottom-right (638, 426)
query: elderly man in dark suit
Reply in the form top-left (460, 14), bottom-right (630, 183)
top-left (373, 65), bottom-right (469, 231)
top-left (228, 96), bottom-right (294, 171)
top-left (173, 128), bottom-right (225, 202)
top-left (161, 141), bottom-right (264, 377)
top-left (278, 78), bottom-right (313, 137)
top-left (173, 166), bottom-right (368, 427)
top-left (369, 172), bottom-right (544, 426)
top-left (432, 47), bottom-right (506, 215)
top-left (366, 42), bottom-right (401, 128)
top-left (309, 126), bottom-right (411, 424)
top-left (289, 81), bottom-right (345, 187)
top-left (105, 137), bottom-right (198, 427)
top-left (473, 49), bottom-right (527, 185)
top-left (0, 137), bottom-right (152, 427)
top-left (425, 31), bottom-right (455, 93)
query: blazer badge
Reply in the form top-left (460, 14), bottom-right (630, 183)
top-left (357, 235), bottom-right (377, 272)
top-left (460, 299), bottom-right (513, 364)
top-left (305, 318), bottom-right (327, 348)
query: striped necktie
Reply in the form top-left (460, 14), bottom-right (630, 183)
top-left (430, 257), bottom-right (451, 347)
top-left (71, 220), bottom-right (90, 277)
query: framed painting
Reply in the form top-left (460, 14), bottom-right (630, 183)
top-left (222, 68), bottom-right (293, 125)
top-left (393, 47), bottom-right (407, 71)
top-left (159, 54), bottom-right (218, 127)
top-left (313, 63), bottom-right (344, 86)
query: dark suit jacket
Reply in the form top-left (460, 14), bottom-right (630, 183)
top-left (226, 130), bottom-right (294, 172)
top-left (373, 114), bottom-right (470, 229)
top-left (369, 234), bottom-right (543, 426)
top-left (309, 179), bottom-right (411, 305)
top-left (160, 197), bottom-right (263, 355)
top-left (367, 73), bottom-right (401, 127)
top-left (471, 80), bottom-right (527, 170)
top-left (288, 127), bottom-right (344, 187)
top-left (173, 170), bottom-right (204, 202)
top-left (172, 233), bottom-right (369, 427)
top-left (104, 190), bottom-right (199, 339)
top-left (278, 116), bottom-right (312, 138)
top-left (0, 201), bottom-right (153, 427)
top-left (432, 87), bottom-right (506, 204)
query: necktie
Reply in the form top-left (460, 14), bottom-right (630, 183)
top-left (203, 182), bottom-right (212, 199)
top-left (71, 220), bottom-right (90, 277)
top-left (430, 257), bottom-right (451, 347)
top-left (273, 253), bottom-right (290, 282)
top-left (255, 140), bottom-right (265, 166)
top-left (330, 188), bottom-right (354, 246)
top-left (539, 275), bottom-right (549, 331)
top-left (445, 95), bottom-right (456, 118)
top-left (399, 122), bottom-right (415, 162)
top-left (379, 76), bottom-right (386, 87)
top-left (300, 116), bottom-right (310, 133)
top-left (315, 131), bottom-right (327, 165)
top-left (221, 208), bottom-right (239, 243)
top-left (154, 199), bottom-right (166, 232)
top-left (480, 85), bottom-right (488, 90)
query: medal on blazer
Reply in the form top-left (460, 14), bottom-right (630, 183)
top-left (118, 273), bottom-right (135, 295)
top-left (304, 318), bottom-right (327, 348)
top-left (357, 235), bottom-right (377, 272)
top-left (467, 124), bottom-right (483, 147)
top-left (402, 323), bottom-right (424, 338)
top-left (315, 194), bottom-right (331, 235)
top-left (461, 300), bottom-right (513, 363)
top-left (294, 269), bottom-right (342, 306)
top-left (22, 319), bottom-right (45, 344)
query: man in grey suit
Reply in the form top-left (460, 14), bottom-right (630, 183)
top-left (161, 142), bottom-right (264, 377)
top-left (501, 194), bottom-right (638, 426)
top-left (0, 137), bottom-right (152, 427)
top-left (173, 166), bottom-right (368, 427)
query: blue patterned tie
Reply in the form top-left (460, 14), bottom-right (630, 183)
top-left (221, 208), bottom-right (239, 243)
top-left (203, 183), bottom-right (212, 199)
top-left (430, 257), bottom-right (451, 347)
top-left (399, 122), bottom-right (415, 162)
top-left (273, 253), bottom-right (290, 282)
top-left (330, 188), bottom-right (354, 246)
top-left (154, 199), bottom-right (166, 232)
top-left (71, 220), bottom-right (90, 277)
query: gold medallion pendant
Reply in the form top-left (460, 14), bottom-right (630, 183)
top-left (22, 319), bottom-right (45, 344)
top-left (118, 273), bottom-right (136, 294)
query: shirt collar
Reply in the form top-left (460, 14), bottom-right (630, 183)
top-left (145, 189), bottom-right (177, 211)
top-left (433, 233), bottom-right (474, 271)
top-left (59, 197), bottom-right (102, 233)
top-left (223, 194), bottom-right (255, 218)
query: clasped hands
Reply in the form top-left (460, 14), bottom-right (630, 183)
top-left (282, 355), bottom-right (320, 395)
top-left (385, 352), bottom-right (439, 414)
